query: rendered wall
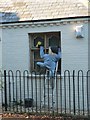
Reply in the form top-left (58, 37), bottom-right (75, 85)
top-left (0, 28), bottom-right (2, 70)
top-left (2, 20), bottom-right (88, 72)
top-left (1, 19), bottom-right (89, 112)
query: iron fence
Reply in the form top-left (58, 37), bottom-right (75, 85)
top-left (0, 70), bottom-right (90, 118)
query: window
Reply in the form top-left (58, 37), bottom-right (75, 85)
top-left (29, 32), bottom-right (61, 73)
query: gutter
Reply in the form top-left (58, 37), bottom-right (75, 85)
top-left (1, 16), bottom-right (90, 25)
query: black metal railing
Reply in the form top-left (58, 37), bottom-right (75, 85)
top-left (0, 70), bottom-right (90, 118)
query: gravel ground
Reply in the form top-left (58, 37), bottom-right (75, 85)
top-left (1, 113), bottom-right (89, 120)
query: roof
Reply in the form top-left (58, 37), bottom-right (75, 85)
top-left (0, 0), bottom-right (89, 23)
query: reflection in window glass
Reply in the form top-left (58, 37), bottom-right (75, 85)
top-left (34, 51), bottom-right (40, 59)
top-left (49, 36), bottom-right (59, 46)
top-left (34, 36), bottom-right (44, 47)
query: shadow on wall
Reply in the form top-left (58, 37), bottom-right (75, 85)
top-left (0, 12), bottom-right (20, 23)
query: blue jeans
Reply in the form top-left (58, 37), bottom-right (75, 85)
top-left (37, 62), bottom-right (54, 77)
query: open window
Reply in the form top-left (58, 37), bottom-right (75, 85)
top-left (29, 32), bottom-right (61, 73)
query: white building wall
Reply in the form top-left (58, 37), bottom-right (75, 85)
top-left (88, 21), bottom-right (90, 70)
top-left (0, 28), bottom-right (2, 70)
top-left (0, 27), bottom-right (2, 112)
top-left (1, 20), bottom-right (89, 112)
top-left (2, 27), bottom-right (30, 71)
top-left (88, 21), bottom-right (90, 111)
top-left (61, 23), bottom-right (88, 72)
top-left (2, 20), bottom-right (88, 72)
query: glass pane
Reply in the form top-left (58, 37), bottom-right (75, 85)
top-left (49, 36), bottom-right (59, 46)
top-left (34, 61), bottom-right (37, 69)
top-left (34, 36), bottom-right (44, 47)
top-left (34, 51), bottom-right (40, 59)
top-left (34, 51), bottom-right (43, 70)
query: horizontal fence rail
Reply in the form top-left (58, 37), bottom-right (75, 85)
top-left (0, 70), bottom-right (90, 118)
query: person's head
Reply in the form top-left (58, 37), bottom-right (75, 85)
top-left (49, 46), bottom-right (58, 54)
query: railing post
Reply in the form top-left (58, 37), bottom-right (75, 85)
top-left (4, 70), bottom-right (7, 111)
top-left (87, 70), bottom-right (90, 117)
top-left (73, 70), bottom-right (75, 115)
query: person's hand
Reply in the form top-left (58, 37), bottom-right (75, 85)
top-left (36, 41), bottom-right (42, 48)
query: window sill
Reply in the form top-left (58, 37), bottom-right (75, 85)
top-left (31, 47), bottom-right (39, 51)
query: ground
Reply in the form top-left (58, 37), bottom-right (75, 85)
top-left (1, 113), bottom-right (89, 120)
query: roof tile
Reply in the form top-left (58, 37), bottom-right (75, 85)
top-left (0, 0), bottom-right (89, 23)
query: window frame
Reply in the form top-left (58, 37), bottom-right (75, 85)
top-left (29, 32), bottom-right (61, 73)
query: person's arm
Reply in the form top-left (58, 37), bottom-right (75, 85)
top-left (40, 46), bottom-right (45, 58)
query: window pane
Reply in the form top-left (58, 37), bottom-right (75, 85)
top-left (34, 36), bottom-right (44, 47)
top-left (34, 51), bottom-right (40, 59)
top-left (49, 36), bottom-right (59, 46)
